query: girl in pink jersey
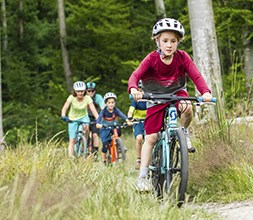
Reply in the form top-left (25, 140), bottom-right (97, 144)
top-left (128, 18), bottom-right (212, 192)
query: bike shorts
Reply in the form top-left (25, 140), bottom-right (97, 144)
top-left (100, 127), bottom-right (121, 145)
top-left (144, 90), bottom-right (189, 135)
top-left (68, 115), bottom-right (90, 139)
top-left (133, 122), bottom-right (145, 139)
top-left (89, 121), bottom-right (99, 135)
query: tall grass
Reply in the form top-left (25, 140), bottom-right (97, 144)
top-left (0, 136), bottom-right (217, 219)
top-left (188, 122), bottom-right (253, 203)
top-left (1, 121), bottom-right (253, 219)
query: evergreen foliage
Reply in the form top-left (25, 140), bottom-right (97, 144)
top-left (1, 0), bottom-right (253, 145)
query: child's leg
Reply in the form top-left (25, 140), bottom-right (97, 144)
top-left (68, 139), bottom-right (75, 157)
top-left (101, 142), bottom-right (109, 162)
top-left (101, 152), bottom-right (106, 163)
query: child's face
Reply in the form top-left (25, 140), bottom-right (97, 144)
top-left (106, 98), bottom-right (115, 110)
top-left (158, 31), bottom-right (179, 58)
top-left (75, 90), bottom-right (85, 98)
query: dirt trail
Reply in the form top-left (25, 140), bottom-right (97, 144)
top-left (198, 199), bottom-right (253, 219)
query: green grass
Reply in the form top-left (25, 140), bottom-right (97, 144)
top-left (1, 122), bottom-right (253, 219)
top-left (188, 122), bottom-right (253, 203)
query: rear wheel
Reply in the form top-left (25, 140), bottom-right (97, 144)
top-left (165, 129), bottom-right (188, 207)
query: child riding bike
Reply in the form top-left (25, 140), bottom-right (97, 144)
top-left (128, 18), bottom-right (213, 192)
top-left (86, 82), bottom-right (105, 156)
top-left (61, 81), bottom-right (99, 157)
top-left (127, 80), bottom-right (147, 169)
top-left (96, 92), bottom-right (131, 164)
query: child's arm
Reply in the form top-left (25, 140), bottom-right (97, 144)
top-left (61, 101), bottom-right (70, 118)
top-left (116, 108), bottom-right (132, 125)
top-left (127, 107), bottom-right (134, 120)
top-left (127, 100), bottom-right (137, 120)
top-left (96, 109), bottom-right (104, 129)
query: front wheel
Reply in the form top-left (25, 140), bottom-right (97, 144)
top-left (165, 129), bottom-right (188, 207)
top-left (149, 139), bottom-right (165, 198)
top-left (74, 134), bottom-right (87, 157)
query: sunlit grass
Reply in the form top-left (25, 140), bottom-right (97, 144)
top-left (188, 122), bottom-right (253, 203)
top-left (1, 122), bottom-right (253, 219)
top-left (0, 136), bottom-right (217, 219)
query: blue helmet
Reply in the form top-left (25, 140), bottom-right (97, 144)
top-left (86, 82), bottom-right (96, 90)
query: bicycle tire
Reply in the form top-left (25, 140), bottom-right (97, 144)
top-left (74, 135), bottom-right (87, 157)
top-left (85, 134), bottom-right (93, 157)
top-left (149, 139), bottom-right (165, 198)
top-left (116, 138), bottom-right (126, 162)
top-left (166, 129), bottom-right (188, 207)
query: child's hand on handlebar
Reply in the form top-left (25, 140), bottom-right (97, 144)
top-left (130, 88), bottom-right (142, 101)
top-left (202, 92), bottom-right (212, 102)
top-left (96, 123), bottom-right (102, 129)
top-left (61, 116), bottom-right (69, 122)
top-left (126, 119), bottom-right (133, 126)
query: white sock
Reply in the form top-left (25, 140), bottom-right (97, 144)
top-left (139, 167), bottom-right (149, 178)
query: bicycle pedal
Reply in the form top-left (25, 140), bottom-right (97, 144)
top-left (188, 147), bottom-right (196, 153)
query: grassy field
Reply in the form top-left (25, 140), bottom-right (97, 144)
top-left (0, 122), bottom-right (253, 219)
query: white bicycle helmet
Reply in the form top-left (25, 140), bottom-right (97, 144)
top-left (104, 92), bottom-right (117, 102)
top-left (152, 18), bottom-right (185, 38)
top-left (73, 81), bottom-right (86, 91)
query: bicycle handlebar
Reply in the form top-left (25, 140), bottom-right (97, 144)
top-left (131, 118), bottom-right (145, 124)
top-left (101, 122), bottom-right (128, 129)
top-left (129, 93), bottom-right (216, 104)
top-left (67, 120), bottom-right (88, 124)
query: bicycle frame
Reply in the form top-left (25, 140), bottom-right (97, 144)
top-left (110, 127), bottom-right (119, 163)
top-left (150, 103), bottom-right (185, 197)
top-left (71, 121), bottom-right (87, 157)
top-left (162, 105), bottom-right (178, 175)
top-left (102, 122), bottom-right (127, 165)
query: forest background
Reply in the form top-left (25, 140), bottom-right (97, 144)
top-left (1, 0), bottom-right (253, 145)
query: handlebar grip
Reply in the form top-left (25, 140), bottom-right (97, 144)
top-left (198, 97), bottom-right (217, 103)
top-left (129, 94), bottom-right (151, 100)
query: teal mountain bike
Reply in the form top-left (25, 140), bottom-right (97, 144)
top-left (69, 120), bottom-right (89, 157)
top-left (140, 93), bottom-right (216, 207)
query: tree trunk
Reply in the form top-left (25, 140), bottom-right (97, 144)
top-left (18, 0), bottom-right (24, 46)
top-left (244, 40), bottom-right (253, 98)
top-left (1, 0), bottom-right (7, 50)
top-left (154, 0), bottom-right (166, 19)
top-left (0, 31), bottom-right (5, 153)
top-left (57, 0), bottom-right (72, 92)
top-left (188, 0), bottom-right (223, 120)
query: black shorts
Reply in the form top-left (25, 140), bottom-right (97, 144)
top-left (89, 122), bottom-right (99, 135)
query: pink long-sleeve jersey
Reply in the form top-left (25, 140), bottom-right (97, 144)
top-left (128, 50), bottom-right (211, 95)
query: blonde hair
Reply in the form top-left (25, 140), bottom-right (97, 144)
top-left (152, 30), bottom-right (183, 43)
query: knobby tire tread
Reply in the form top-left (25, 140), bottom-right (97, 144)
top-left (150, 139), bottom-right (165, 198)
top-left (168, 129), bottom-right (188, 206)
